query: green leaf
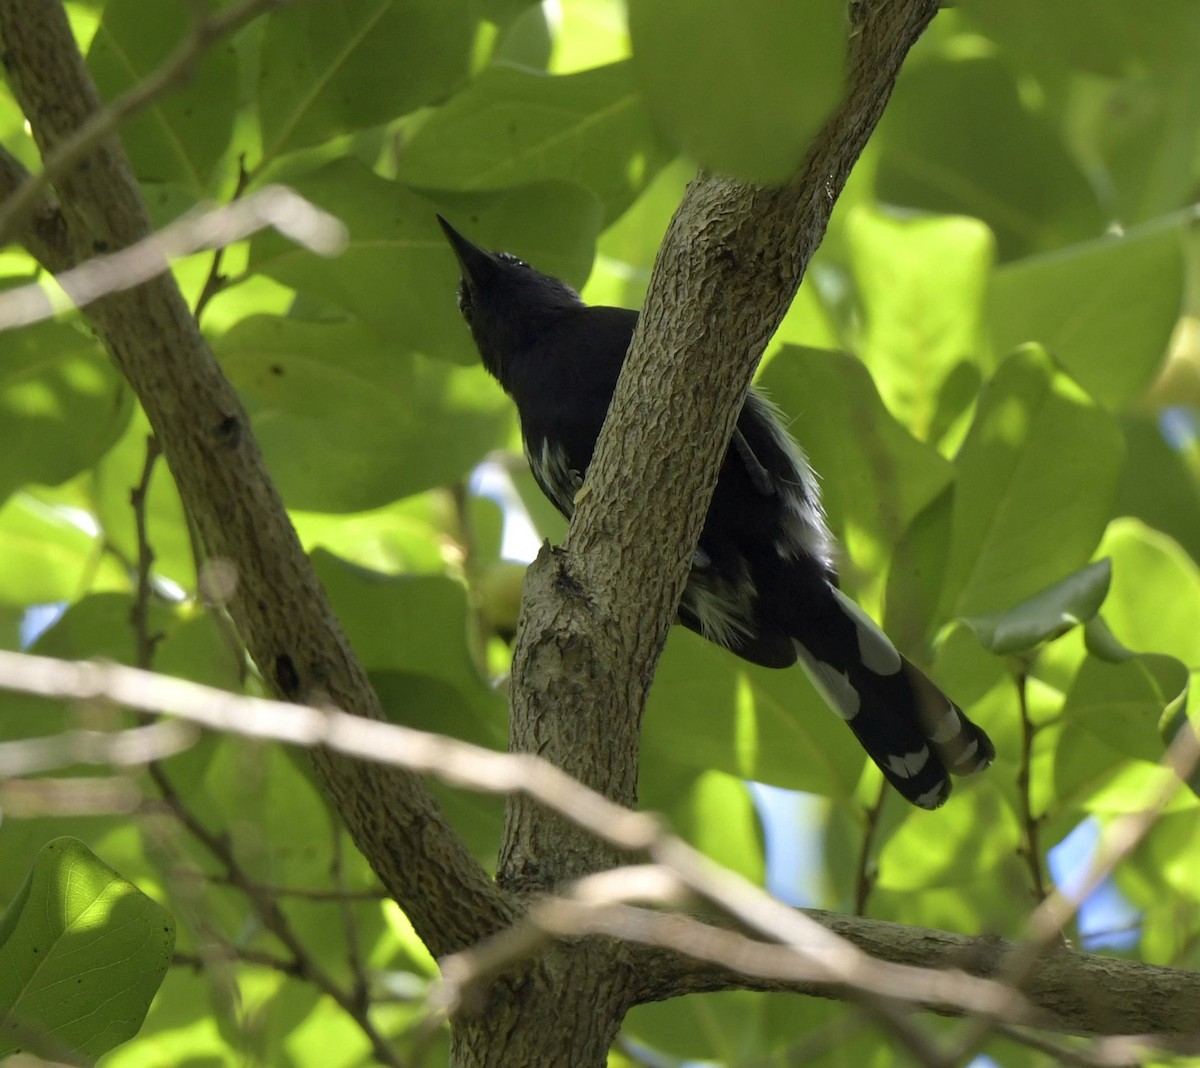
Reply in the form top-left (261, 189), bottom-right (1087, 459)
top-left (0, 321), bottom-right (132, 503)
top-left (1115, 416), bottom-right (1200, 565)
top-left (883, 487), bottom-right (953, 654)
top-left (1061, 653), bottom-right (1188, 762)
top-left (846, 208), bottom-right (994, 440)
top-left (757, 346), bottom-right (953, 579)
top-left (217, 316), bottom-right (510, 512)
top-left (875, 57), bottom-right (1104, 261)
top-left (87, 0), bottom-right (237, 190)
top-left (1097, 518), bottom-right (1200, 666)
top-left (248, 159), bottom-right (601, 361)
top-left (626, 0), bottom-right (843, 184)
top-left (292, 495), bottom-right (455, 577)
top-left (0, 837), bottom-right (175, 1062)
top-left (0, 496), bottom-right (100, 606)
top-left (257, 0), bottom-right (474, 161)
top-left (961, 559), bottom-right (1111, 655)
top-left (1055, 653), bottom-right (1191, 805)
top-left (313, 552), bottom-right (505, 744)
top-left (960, 0), bottom-right (1200, 78)
top-left (939, 345), bottom-right (1123, 620)
top-left (89, 413), bottom-right (195, 592)
top-left (876, 789), bottom-right (1020, 892)
top-left (668, 771), bottom-right (764, 883)
top-left (989, 221), bottom-right (1185, 410)
top-left (645, 629), bottom-right (865, 802)
top-left (396, 61), bottom-right (668, 223)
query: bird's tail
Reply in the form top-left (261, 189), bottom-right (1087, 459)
top-left (790, 587), bottom-right (994, 809)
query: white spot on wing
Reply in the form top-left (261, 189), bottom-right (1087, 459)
top-left (929, 706), bottom-right (962, 744)
top-left (793, 641), bottom-right (861, 720)
top-left (952, 739), bottom-right (980, 768)
top-left (886, 746), bottom-right (931, 779)
top-left (830, 587), bottom-right (902, 676)
top-left (915, 784), bottom-right (949, 809)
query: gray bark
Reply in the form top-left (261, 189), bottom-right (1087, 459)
top-left (3, 2), bottom-right (1200, 1066)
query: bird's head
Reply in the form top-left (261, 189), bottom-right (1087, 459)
top-left (436, 215), bottom-right (583, 384)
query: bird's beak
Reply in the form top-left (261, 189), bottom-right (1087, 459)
top-left (436, 215), bottom-right (495, 287)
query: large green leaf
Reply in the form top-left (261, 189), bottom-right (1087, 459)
top-left (847, 208), bottom-right (994, 440)
top-left (644, 629), bottom-right (865, 802)
top-left (938, 345), bottom-right (1123, 620)
top-left (989, 220), bottom-right (1185, 410)
top-left (313, 551), bottom-right (505, 744)
top-left (1096, 518), bottom-right (1200, 666)
top-left (248, 159), bottom-right (601, 361)
top-left (89, 413), bottom-right (195, 592)
top-left (0, 838), bottom-right (175, 1062)
top-left (0, 495), bottom-right (104, 606)
top-left (757, 346), bottom-right (953, 582)
top-left (960, 0), bottom-right (1200, 78)
top-left (257, 0), bottom-right (474, 161)
top-left (875, 57), bottom-right (1104, 260)
top-left (1114, 416), bottom-right (1200, 565)
top-left (626, 0), bottom-right (843, 184)
top-left (87, 0), bottom-right (238, 190)
top-left (1054, 653), bottom-right (1191, 807)
top-left (666, 771), bottom-right (764, 884)
top-left (217, 316), bottom-right (510, 512)
top-left (0, 321), bottom-right (131, 503)
top-left (396, 61), bottom-right (668, 223)
top-left (960, 559), bottom-right (1112, 656)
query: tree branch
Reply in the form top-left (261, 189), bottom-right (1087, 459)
top-left (498, 0), bottom-right (945, 892)
top-left (5, 650), bottom-right (1198, 1045)
top-left (0, 0), bottom-right (513, 957)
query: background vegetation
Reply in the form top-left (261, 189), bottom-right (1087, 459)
top-left (1, 0), bottom-right (1199, 1064)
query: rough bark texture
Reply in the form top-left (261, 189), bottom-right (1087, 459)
top-left (0, 0), bottom-right (514, 959)
top-left (6, 2), bottom-right (1200, 1066)
top-left (639, 908), bottom-right (1200, 1038)
top-left (497, 0), bottom-right (942, 900)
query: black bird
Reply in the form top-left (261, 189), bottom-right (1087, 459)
top-left (437, 216), bottom-right (994, 808)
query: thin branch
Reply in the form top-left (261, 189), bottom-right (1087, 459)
top-left (0, 0), bottom-right (511, 957)
top-left (853, 785), bottom-right (886, 915)
top-left (145, 762), bottom-right (406, 1067)
top-left (130, 435), bottom-right (165, 668)
top-left (947, 716), bottom-right (1200, 1061)
top-left (172, 869), bottom-right (388, 902)
top-left (2, 651), bottom-right (1199, 1038)
top-left (174, 948), bottom-right (305, 980)
top-left (0, 0), bottom-right (289, 244)
top-left (0, 775), bottom-right (140, 816)
top-left (192, 156), bottom-right (252, 323)
top-left (0, 721), bottom-right (195, 777)
top-left (1013, 661), bottom-right (1052, 907)
top-left (0, 185), bottom-right (346, 330)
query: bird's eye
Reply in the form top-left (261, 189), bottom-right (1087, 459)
top-left (456, 281), bottom-right (473, 322)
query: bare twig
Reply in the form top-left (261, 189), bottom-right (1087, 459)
top-left (174, 947), bottom-right (305, 980)
top-left (192, 157), bottom-right (252, 322)
top-left (145, 762), bottom-right (405, 1067)
top-left (0, 651), bottom-right (1091, 1034)
top-left (947, 717), bottom-right (1200, 1062)
top-left (130, 435), bottom-right (165, 667)
top-left (1013, 661), bottom-right (1052, 907)
top-left (853, 785), bottom-right (886, 915)
top-left (171, 869), bottom-right (387, 902)
top-left (0, 0), bottom-right (289, 244)
top-left (0, 720), bottom-right (195, 777)
top-left (0, 775), bottom-right (140, 816)
top-left (0, 185), bottom-right (346, 330)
